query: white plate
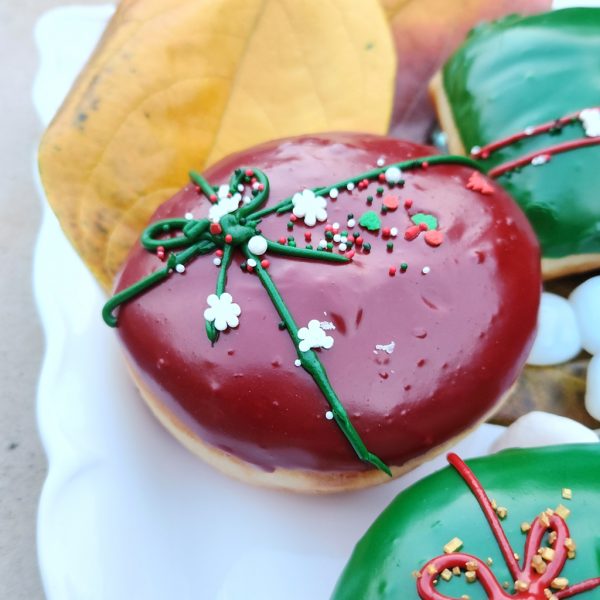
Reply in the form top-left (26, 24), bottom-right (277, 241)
top-left (33, 6), bottom-right (509, 600)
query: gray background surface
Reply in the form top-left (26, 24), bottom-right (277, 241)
top-left (0, 1), bottom-right (107, 597)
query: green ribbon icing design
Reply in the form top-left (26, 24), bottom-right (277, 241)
top-left (103, 154), bottom-right (482, 474)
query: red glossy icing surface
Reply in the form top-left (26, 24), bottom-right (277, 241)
top-left (114, 133), bottom-right (541, 472)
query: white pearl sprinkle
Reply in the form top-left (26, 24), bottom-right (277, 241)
top-left (333, 234), bottom-right (341, 243)
top-left (184, 212), bottom-right (194, 220)
top-left (384, 166), bottom-right (402, 184)
top-left (531, 155), bottom-right (549, 166)
top-left (325, 411), bottom-right (334, 420)
top-left (237, 184), bottom-right (244, 192)
top-left (422, 266), bottom-right (430, 274)
top-left (376, 157), bottom-right (385, 167)
top-left (347, 218), bottom-right (356, 228)
top-left (175, 264), bottom-right (186, 273)
top-left (213, 258), bottom-right (222, 266)
top-left (248, 235), bottom-right (268, 256)
top-left (390, 227), bottom-right (398, 237)
top-left (247, 258), bottom-right (257, 268)
top-left (339, 243), bottom-right (347, 252)
top-left (329, 188), bottom-right (339, 199)
top-left (346, 182), bottom-right (355, 191)
top-left (252, 182), bottom-right (260, 190)
top-left (340, 236), bottom-right (348, 243)
top-left (470, 145), bottom-right (481, 155)
top-left (332, 222), bottom-right (340, 231)
top-left (524, 126), bottom-right (535, 136)
top-left (243, 195), bottom-right (251, 204)
top-left (294, 359), bottom-right (301, 367)
top-left (319, 240), bottom-right (327, 249)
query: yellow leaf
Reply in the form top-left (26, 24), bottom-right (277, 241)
top-left (39, 0), bottom-right (395, 290)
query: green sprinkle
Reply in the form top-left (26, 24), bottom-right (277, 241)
top-left (341, 230), bottom-right (348, 237)
top-left (359, 210), bottom-right (381, 231)
top-left (411, 213), bottom-right (438, 230)
top-left (240, 261), bottom-right (247, 271)
top-left (363, 242), bottom-right (372, 252)
top-left (287, 221), bottom-right (294, 230)
top-left (305, 244), bottom-right (313, 250)
top-left (325, 231), bottom-right (333, 241)
top-left (327, 242), bottom-right (334, 250)
top-left (347, 213), bottom-right (354, 219)
top-left (278, 322), bottom-right (286, 330)
top-left (386, 241), bottom-right (393, 251)
top-left (353, 231), bottom-right (360, 239)
top-left (366, 195), bottom-right (374, 205)
top-left (376, 187), bottom-right (384, 196)
top-left (400, 262), bottom-right (408, 272)
top-left (381, 206), bottom-right (388, 215)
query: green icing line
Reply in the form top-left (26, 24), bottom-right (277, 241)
top-left (441, 8), bottom-right (600, 258)
top-left (332, 444), bottom-right (600, 599)
top-left (242, 246), bottom-right (391, 476)
top-left (359, 211), bottom-right (381, 231)
top-left (103, 154), bottom-right (484, 473)
top-left (410, 213), bottom-right (438, 230)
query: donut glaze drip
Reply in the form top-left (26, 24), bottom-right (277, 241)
top-left (113, 133), bottom-right (540, 473)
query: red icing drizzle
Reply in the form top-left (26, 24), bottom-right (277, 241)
top-left (469, 107), bottom-right (600, 179)
top-left (416, 453), bottom-right (600, 599)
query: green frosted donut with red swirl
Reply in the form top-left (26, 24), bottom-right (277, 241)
top-left (332, 444), bottom-right (600, 599)
top-left (430, 8), bottom-right (600, 279)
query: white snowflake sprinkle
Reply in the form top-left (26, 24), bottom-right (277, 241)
top-left (385, 166), bottom-right (402, 184)
top-left (204, 293), bottom-right (241, 331)
top-left (298, 319), bottom-right (334, 352)
top-left (580, 108), bottom-right (600, 137)
top-left (292, 189), bottom-right (328, 227)
top-left (319, 321), bottom-right (336, 331)
top-left (375, 341), bottom-right (396, 355)
top-left (217, 185), bottom-right (230, 200)
top-left (209, 194), bottom-right (241, 223)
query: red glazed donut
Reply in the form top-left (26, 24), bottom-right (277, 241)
top-left (106, 133), bottom-right (541, 493)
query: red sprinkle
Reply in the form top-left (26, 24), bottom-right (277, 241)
top-left (404, 225), bottom-right (421, 241)
top-left (260, 259), bottom-right (270, 269)
top-left (383, 195), bottom-right (399, 211)
top-left (258, 183), bottom-right (264, 191)
top-left (290, 215), bottom-right (298, 222)
top-left (425, 229), bottom-right (444, 247)
top-left (419, 222), bottom-right (429, 231)
top-left (278, 236), bottom-right (287, 245)
top-left (346, 250), bottom-right (355, 260)
top-left (325, 224), bottom-right (333, 232)
top-left (209, 194), bottom-right (217, 203)
top-left (378, 173), bottom-right (386, 183)
top-left (194, 185), bottom-right (201, 193)
top-left (210, 223), bottom-right (222, 235)
top-left (389, 266), bottom-right (397, 276)
top-left (245, 169), bottom-right (254, 177)
top-left (304, 232), bottom-right (312, 242)
top-left (404, 199), bottom-right (413, 209)
top-left (355, 236), bottom-right (363, 246)
top-left (382, 227), bottom-right (391, 238)
top-left (421, 161), bottom-right (429, 169)
top-left (224, 234), bottom-right (233, 244)
top-left (216, 249), bottom-right (224, 257)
